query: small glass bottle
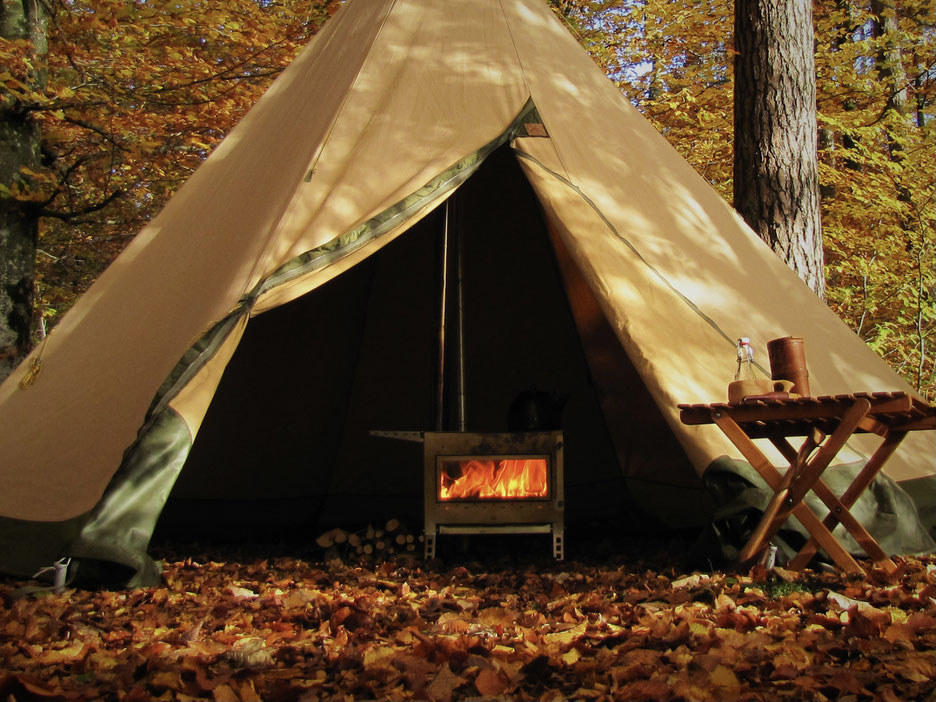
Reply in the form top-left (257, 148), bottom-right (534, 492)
top-left (735, 337), bottom-right (757, 381)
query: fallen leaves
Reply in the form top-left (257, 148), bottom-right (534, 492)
top-left (426, 662), bottom-right (468, 702)
top-left (0, 553), bottom-right (934, 701)
top-left (475, 666), bottom-right (509, 696)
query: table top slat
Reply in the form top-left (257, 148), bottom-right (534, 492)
top-left (678, 391), bottom-right (934, 437)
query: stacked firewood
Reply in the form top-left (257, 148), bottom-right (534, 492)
top-left (315, 518), bottom-right (423, 561)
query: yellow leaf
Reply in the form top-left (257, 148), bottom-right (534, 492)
top-left (212, 683), bottom-right (239, 702)
top-left (710, 664), bottom-right (740, 689)
top-left (363, 645), bottom-right (397, 670)
top-left (689, 620), bottom-right (709, 636)
top-left (478, 606), bottom-right (518, 627)
top-left (474, 668), bottom-right (507, 697)
top-left (36, 640), bottom-right (88, 665)
top-left (543, 620), bottom-right (586, 646)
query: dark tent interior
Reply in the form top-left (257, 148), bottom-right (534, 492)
top-left (154, 146), bottom-right (706, 547)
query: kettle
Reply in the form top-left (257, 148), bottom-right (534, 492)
top-left (508, 387), bottom-right (568, 431)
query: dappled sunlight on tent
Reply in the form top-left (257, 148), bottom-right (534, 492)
top-left (660, 274), bottom-right (735, 318)
top-left (506, 0), bottom-right (567, 38)
top-left (549, 74), bottom-right (585, 100)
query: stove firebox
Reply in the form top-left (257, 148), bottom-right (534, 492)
top-left (423, 431), bottom-right (564, 559)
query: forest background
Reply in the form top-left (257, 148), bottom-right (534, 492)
top-left (1, 0), bottom-right (934, 398)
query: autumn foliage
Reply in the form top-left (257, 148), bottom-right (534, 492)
top-left (0, 0), bottom-right (336, 330)
top-left (1, 549), bottom-right (934, 701)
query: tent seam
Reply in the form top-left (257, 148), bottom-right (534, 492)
top-left (513, 149), bottom-right (745, 361)
top-left (303, 0), bottom-right (400, 181)
top-left (496, 0), bottom-right (572, 179)
top-left (240, 0), bottom-right (401, 299)
top-left (495, 0), bottom-right (534, 100)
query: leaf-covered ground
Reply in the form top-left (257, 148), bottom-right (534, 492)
top-left (1, 541), bottom-right (934, 702)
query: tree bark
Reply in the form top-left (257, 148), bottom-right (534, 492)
top-left (733, 0), bottom-right (824, 299)
top-left (0, 0), bottom-right (46, 382)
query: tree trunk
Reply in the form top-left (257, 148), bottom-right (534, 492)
top-left (871, 0), bottom-right (909, 119)
top-left (0, 0), bottom-right (46, 382)
top-left (733, 0), bottom-right (824, 299)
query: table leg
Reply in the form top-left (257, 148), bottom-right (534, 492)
top-left (740, 400), bottom-right (870, 564)
top-left (783, 399), bottom-right (871, 508)
top-left (788, 430), bottom-right (907, 571)
top-left (766, 406), bottom-right (896, 571)
top-left (712, 411), bottom-right (865, 574)
top-left (737, 429), bottom-right (821, 565)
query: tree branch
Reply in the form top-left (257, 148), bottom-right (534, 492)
top-left (60, 116), bottom-right (129, 152)
top-left (34, 189), bottom-right (123, 221)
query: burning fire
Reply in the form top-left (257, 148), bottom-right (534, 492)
top-left (439, 459), bottom-right (548, 500)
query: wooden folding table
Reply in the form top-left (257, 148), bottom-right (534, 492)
top-left (679, 392), bottom-right (935, 574)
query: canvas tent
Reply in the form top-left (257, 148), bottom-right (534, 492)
top-left (1, 0), bottom-right (932, 585)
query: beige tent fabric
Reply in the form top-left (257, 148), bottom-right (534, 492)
top-left (0, 0), bottom-right (931, 523)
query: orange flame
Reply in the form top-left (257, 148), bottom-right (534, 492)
top-left (439, 459), bottom-right (548, 500)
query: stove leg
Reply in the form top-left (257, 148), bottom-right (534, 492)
top-left (553, 526), bottom-right (564, 560)
top-left (424, 528), bottom-right (436, 560)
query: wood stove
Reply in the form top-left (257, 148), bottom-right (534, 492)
top-left (422, 431), bottom-right (565, 560)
